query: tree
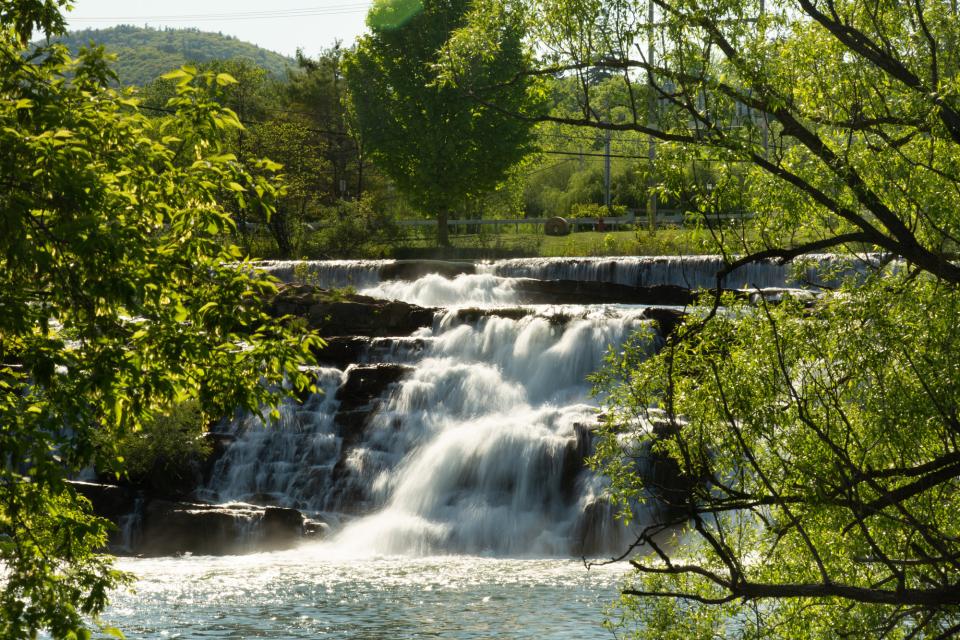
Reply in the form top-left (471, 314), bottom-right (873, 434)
top-left (343, 0), bottom-right (542, 246)
top-left (0, 3), bottom-right (320, 636)
top-left (447, 0), bottom-right (960, 636)
top-left (289, 46), bottom-right (365, 204)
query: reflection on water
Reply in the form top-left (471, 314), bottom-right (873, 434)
top-left (106, 546), bottom-right (624, 639)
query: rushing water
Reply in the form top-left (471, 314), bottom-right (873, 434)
top-left (106, 257), bottom-right (791, 637)
top-left (254, 253), bottom-right (884, 291)
top-left (105, 551), bottom-right (623, 639)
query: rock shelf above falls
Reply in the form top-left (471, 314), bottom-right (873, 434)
top-left (88, 257), bottom-right (855, 557)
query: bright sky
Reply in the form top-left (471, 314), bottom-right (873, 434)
top-left (63, 0), bottom-right (373, 58)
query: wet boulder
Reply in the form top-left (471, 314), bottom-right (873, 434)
top-left (380, 260), bottom-right (476, 281)
top-left (69, 481), bottom-right (137, 521)
top-left (136, 500), bottom-right (305, 556)
top-left (304, 518), bottom-right (331, 539)
top-left (335, 364), bottom-right (413, 412)
top-left (261, 506), bottom-right (306, 547)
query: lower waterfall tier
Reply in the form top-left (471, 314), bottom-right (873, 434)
top-left (201, 305), bottom-right (664, 556)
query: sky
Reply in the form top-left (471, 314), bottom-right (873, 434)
top-left (63, 0), bottom-right (373, 58)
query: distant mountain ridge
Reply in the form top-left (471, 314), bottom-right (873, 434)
top-left (53, 25), bottom-right (294, 85)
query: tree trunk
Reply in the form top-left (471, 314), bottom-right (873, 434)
top-left (437, 209), bottom-right (450, 247)
top-left (270, 207), bottom-right (293, 258)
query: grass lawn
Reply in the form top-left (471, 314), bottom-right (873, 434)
top-left (395, 226), bottom-right (728, 258)
top-left (242, 220), bottom-right (821, 260)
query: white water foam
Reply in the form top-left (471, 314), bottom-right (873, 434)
top-left (361, 272), bottom-right (519, 307)
top-left (483, 254), bottom-right (880, 289)
top-left (203, 269), bottom-right (660, 555)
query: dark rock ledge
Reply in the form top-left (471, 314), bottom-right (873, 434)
top-left (69, 481), bottom-right (310, 557)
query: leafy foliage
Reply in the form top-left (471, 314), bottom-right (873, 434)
top-left (594, 275), bottom-right (960, 638)
top-left (1, 4), bottom-right (320, 636)
top-left (96, 401), bottom-right (212, 497)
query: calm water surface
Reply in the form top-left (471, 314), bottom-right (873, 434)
top-left (106, 545), bottom-right (625, 639)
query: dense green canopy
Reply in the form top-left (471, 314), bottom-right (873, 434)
top-left (344, 0), bottom-right (542, 245)
top-left (0, 3), bottom-right (319, 636)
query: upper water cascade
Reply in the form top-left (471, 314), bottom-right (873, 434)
top-left (254, 254), bottom-right (886, 298)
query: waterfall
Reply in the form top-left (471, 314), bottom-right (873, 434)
top-left (202, 267), bottom-right (668, 556)
top-left (253, 259), bottom-right (389, 288)
top-left (483, 254), bottom-right (882, 289)
top-left (252, 254), bottom-right (884, 291)
top-left (201, 368), bottom-right (346, 510)
top-left (205, 255), bottom-right (881, 556)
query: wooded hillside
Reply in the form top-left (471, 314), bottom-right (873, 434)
top-left (53, 25), bottom-right (293, 85)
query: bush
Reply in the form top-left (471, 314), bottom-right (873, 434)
top-left (98, 401), bottom-right (212, 497)
top-left (569, 202), bottom-right (628, 218)
top-left (304, 196), bottom-right (401, 258)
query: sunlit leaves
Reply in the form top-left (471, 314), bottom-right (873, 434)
top-left (594, 274), bottom-right (960, 638)
top-left (0, 8), bottom-right (321, 636)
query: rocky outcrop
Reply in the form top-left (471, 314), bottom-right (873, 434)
top-left (325, 364), bottom-right (414, 512)
top-left (70, 481), bottom-right (308, 556)
top-left (561, 422), bottom-right (597, 499)
top-left (137, 500), bottom-right (304, 556)
top-left (380, 259), bottom-right (476, 281)
top-left (511, 279), bottom-right (700, 305)
top-left (335, 363), bottom-right (413, 412)
top-left (315, 336), bottom-right (371, 368)
top-left (452, 307), bottom-right (533, 324)
top-left (260, 506), bottom-right (306, 546)
top-left (270, 284), bottom-right (435, 337)
top-left (641, 307), bottom-right (687, 340)
top-left (70, 480), bottom-right (138, 521)
top-left (570, 497), bottom-right (620, 557)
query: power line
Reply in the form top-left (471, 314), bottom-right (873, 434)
top-left (138, 104), bottom-right (352, 138)
top-left (137, 104), bottom-right (663, 156)
top-left (68, 5), bottom-right (371, 23)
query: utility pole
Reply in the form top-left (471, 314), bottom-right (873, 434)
top-left (646, 0), bottom-right (658, 233)
top-left (604, 128), bottom-right (612, 212)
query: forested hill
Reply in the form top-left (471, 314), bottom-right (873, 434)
top-left (53, 25), bottom-right (294, 85)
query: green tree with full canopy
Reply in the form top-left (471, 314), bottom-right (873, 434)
top-left (444, 0), bottom-right (960, 636)
top-left (343, 0), bottom-right (541, 246)
top-left (0, 2), bottom-right (320, 636)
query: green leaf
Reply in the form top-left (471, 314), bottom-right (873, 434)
top-left (160, 68), bottom-right (191, 81)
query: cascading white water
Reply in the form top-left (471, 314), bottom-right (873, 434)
top-left (208, 254), bottom-right (877, 556)
top-left (484, 254), bottom-right (880, 289)
top-left (201, 368), bottom-right (346, 510)
top-left (203, 268), bottom-right (662, 556)
top-left (251, 254), bottom-right (882, 292)
top-left (361, 272), bottom-right (519, 307)
top-left (254, 259), bottom-right (389, 288)
top-left (331, 308), bottom-right (656, 556)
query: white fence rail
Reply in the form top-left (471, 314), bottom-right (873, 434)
top-left (243, 211), bottom-right (751, 234)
